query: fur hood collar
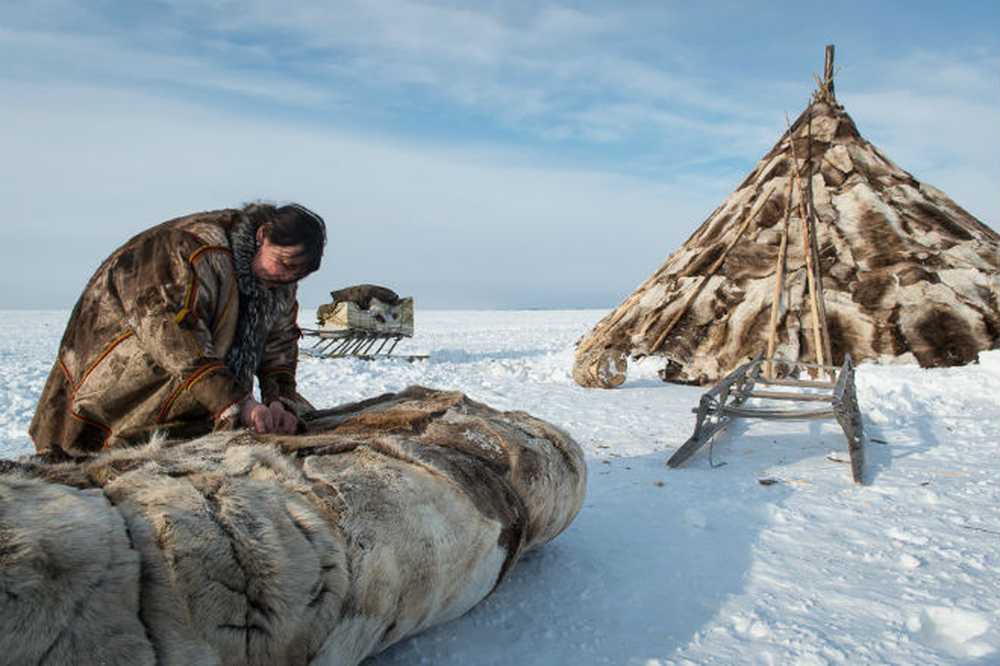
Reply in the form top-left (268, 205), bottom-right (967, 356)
top-left (224, 211), bottom-right (292, 391)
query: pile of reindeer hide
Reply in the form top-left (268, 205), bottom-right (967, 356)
top-left (0, 386), bottom-right (586, 665)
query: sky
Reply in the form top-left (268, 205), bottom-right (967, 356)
top-left (1, 1), bottom-right (998, 309)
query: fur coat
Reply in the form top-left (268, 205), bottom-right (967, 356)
top-left (29, 207), bottom-right (301, 458)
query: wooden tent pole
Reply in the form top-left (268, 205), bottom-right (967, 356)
top-left (649, 184), bottom-right (779, 354)
top-left (805, 109), bottom-right (835, 369)
top-left (764, 174), bottom-right (795, 379)
top-left (785, 113), bottom-right (826, 368)
top-left (824, 44), bottom-right (836, 100)
top-left (654, 44), bottom-right (840, 364)
top-left (796, 177), bottom-right (825, 368)
top-left (808, 201), bottom-right (834, 368)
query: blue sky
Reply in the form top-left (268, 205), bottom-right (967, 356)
top-left (2, 1), bottom-right (997, 309)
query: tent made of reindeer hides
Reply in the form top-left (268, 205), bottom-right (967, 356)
top-left (0, 387), bottom-right (586, 666)
top-left (573, 59), bottom-right (1000, 388)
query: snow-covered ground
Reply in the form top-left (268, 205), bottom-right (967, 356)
top-left (2, 309), bottom-right (999, 665)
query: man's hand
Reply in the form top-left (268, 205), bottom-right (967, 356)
top-left (240, 398), bottom-right (298, 434)
top-left (268, 400), bottom-right (298, 434)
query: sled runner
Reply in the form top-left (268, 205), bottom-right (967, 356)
top-left (302, 284), bottom-right (428, 361)
top-left (667, 354), bottom-right (865, 484)
top-left (300, 327), bottom-right (428, 361)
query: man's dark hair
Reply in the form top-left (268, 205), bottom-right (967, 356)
top-left (265, 203), bottom-right (327, 274)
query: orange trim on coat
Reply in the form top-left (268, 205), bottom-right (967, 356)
top-left (212, 280), bottom-right (238, 337)
top-left (67, 408), bottom-right (112, 450)
top-left (156, 361), bottom-right (225, 423)
top-left (175, 277), bottom-right (200, 325)
top-left (188, 245), bottom-right (232, 264)
top-left (64, 329), bottom-right (133, 452)
top-left (175, 246), bottom-right (233, 325)
top-left (57, 357), bottom-right (76, 391)
top-left (79, 330), bottom-right (134, 388)
top-left (181, 361), bottom-right (224, 392)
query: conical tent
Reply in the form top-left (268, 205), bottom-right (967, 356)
top-left (573, 61), bottom-right (1000, 388)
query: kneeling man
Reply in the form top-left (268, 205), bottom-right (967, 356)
top-left (30, 202), bottom-right (326, 458)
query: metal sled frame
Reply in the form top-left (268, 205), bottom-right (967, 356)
top-left (667, 355), bottom-right (865, 483)
top-left (300, 327), bottom-right (427, 361)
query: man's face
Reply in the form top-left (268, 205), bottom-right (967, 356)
top-left (252, 227), bottom-right (313, 288)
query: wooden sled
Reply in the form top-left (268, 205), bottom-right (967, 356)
top-left (300, 327), bottom-right (428, 362)
top-left (667, 355), bottom-right (865, 484)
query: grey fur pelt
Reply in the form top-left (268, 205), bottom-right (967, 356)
top-left (0, 386), bottom-right (587, 665)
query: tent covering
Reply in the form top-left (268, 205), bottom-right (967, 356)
top-left (573, 69), bottom-right (999, 388)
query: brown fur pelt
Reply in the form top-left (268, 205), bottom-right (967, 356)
top-left (0, 386), bottom-right (586, 665)
top-left (329, 284), bottom-right (401, 309)
top-left (574, 100), bottom-right (1000, 387)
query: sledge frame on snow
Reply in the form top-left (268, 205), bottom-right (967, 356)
top-left (668, 49), bottom-right (867, 484)
top-left (300, 327), bottom-right (428, 362)
top-left (303, 287), bottom-right (428, 361)
top-left (667, 354), bottom-right (865, 484)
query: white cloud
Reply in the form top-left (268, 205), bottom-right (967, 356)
top-left (0, 27), bottom-right (337, 107)
top-left (1, 2), bottom-right (996, 309)
top-left (0, 80), bottom-right (722, 308)
top-left (140, 2), bottom-right (772, 143)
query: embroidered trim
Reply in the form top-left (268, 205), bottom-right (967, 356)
top-left (67, 409), bottom-right (112, 449)
top-left (189, 245), bottom-right (233, 264)
top-left (63, 329), bottom-right (133, 452)
top-left (57, 358), bottom-right (76, 390)
top-left (183, 361), bottom-right (224, 391)
top-left (175, 246), bottom-right (233, 325)
top-left (79, 330), bottom-right (133, 388)
top-left (157, 361), bottom-right (225, 423)
top-left (174, 282), bottom-right (199, 325)
top-left (213, 281), bottom-right (238, 337)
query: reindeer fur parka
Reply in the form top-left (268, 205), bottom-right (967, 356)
top-left (29, 206), bottom-right (303, 458)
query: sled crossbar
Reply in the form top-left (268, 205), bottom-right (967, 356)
top-left (667, 355), bottom-right (865, 484)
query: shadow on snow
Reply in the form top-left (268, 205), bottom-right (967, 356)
top-left (370, 451), bottom-right (789, 665)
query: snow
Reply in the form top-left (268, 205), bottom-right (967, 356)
top-left (2, 309), bottom-right (999, 664)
